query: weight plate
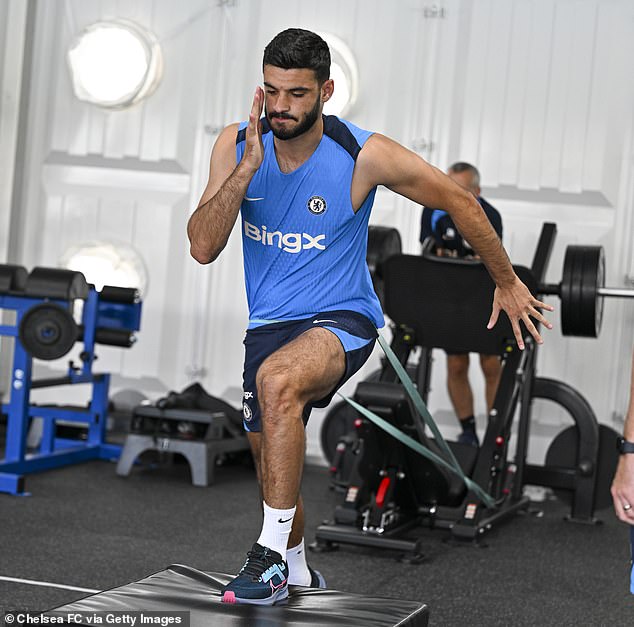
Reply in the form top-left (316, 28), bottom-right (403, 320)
top-left (545, 423), bottom-right (620, 510)
top-left (19, 303), bottom-right (79, 360)
top-left (561, 246), bottom-right (581, 336)
top-left (579, 246), bottom-right (604, 337)
top-left (570, 246), bottom-right (585, 335)
top-left (561, 245), bottom-right (604, 337)
top-left (587, 246), bottom-right (605, 337)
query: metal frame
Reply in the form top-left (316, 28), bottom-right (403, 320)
top-left (523, 377), bottom-right (601, 523)
top-left (0, 287), bottom-right (141, 495)
top-left (314, 222), bottom-right (607, 557)
top-left (315, 339), bottom-right (534, 555)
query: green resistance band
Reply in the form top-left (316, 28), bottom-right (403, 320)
top-left (338, 332), bottom-right (496, 509)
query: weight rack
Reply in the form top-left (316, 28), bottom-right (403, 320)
top-left (0, 265), bottom-right (142, 495)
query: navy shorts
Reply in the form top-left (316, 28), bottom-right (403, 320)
top-left (241, 310), bottom-right (378, 432)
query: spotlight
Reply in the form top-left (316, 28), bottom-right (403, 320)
top-left (319, 33), bottom-right (359, 117)
top-left (67, 19), bottom-right (163, 110)
top-left (59, 241), bottom-right (149, 297)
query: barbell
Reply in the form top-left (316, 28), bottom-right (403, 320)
top-left (540, 244), bottom-right (633, 337)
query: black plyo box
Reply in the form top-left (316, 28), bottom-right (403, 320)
top-left (47, 564), bottom-right (429, 627)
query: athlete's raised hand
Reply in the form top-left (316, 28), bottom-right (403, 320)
top-left (241, 87), bottom-right (265, 174)
top-left (488, 278), bottom-right (554, 350)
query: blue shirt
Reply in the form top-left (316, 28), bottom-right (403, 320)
top-left (420, 197), bottom-right (503, 255)
top-left (235, 115), bottom-right (384, 329)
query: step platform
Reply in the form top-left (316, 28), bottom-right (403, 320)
top-left (116, 407), bottom-right (249, 486)
top-left (46, 564), bottom-right (429, 626)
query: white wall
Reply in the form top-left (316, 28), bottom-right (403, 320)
top-left (0, 0), bottom-right (28, 261)
top-left (0, 0), bottom-right (32, 397)
top-left (1, 0), bottom-right (633, 464)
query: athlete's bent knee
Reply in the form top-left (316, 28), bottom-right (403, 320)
top-left (256, 366), bottom-right (303, 419)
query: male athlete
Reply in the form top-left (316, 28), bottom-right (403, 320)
top-left (187, 28), bottom-right (553, 605)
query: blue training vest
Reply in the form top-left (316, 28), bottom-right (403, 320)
top-left (235, 115), bottom-right (384, 329)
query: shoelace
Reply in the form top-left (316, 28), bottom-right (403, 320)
top-left (239, 547), bottom-right (278, 579)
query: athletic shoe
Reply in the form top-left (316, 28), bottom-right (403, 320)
top-left (308, 565), bottom-right (327, 588)
top-left (457, 429), bottom-right (479, 447)
top-left (221, 543), bottom-right (288, 605)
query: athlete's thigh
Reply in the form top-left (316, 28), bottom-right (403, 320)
top-left (257, 327), bottom-right (345, 405)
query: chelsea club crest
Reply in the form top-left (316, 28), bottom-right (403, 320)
top-left (307, 196), bottom-right (327, 215)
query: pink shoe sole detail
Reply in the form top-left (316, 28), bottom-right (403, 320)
top-left (222, 591), bottom-right (237, 603)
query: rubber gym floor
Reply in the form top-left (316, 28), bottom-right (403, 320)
top-left (0, 445), bottom-right (631, 626)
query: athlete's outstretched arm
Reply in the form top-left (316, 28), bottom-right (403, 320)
top-left (187, 88), bottom-right (265, 264)
top-left (356, 134), bottom-right (553, 348)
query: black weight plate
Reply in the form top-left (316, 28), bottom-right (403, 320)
top-left (561, 245), bottom-right (583, 336)
top-left (580, 246), bottom-right (604, 337)
top-left (19, 303), bottom-right (78, 360)
top-left (561, 245), bottom-right (605, 337)
top-left (560, 246), bottom-right (574, 335)
top-left (595, 248), bottom-right (605, 334)
top-left (570, 245), bottom-right (585, 335)
top-left (545, 424), bottom-right (620, 510)
top-left (577, 246), bottom-right (603, 337)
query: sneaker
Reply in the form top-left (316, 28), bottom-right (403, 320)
top-left (221, 543), bottom-right (289, 605)
top-left (308, 565), bottom-right (327, 588)
top-left (457, 429), bottom-right (479, 447)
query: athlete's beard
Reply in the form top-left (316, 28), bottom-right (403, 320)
top-left (267, 94), bottom-right (322, 140)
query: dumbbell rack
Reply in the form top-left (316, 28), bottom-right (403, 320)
top-left (0, 265), bottom-right (141, 495)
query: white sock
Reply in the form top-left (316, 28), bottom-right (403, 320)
top-left (256, 501), bottom-right (295, 559)
top-left (286, 539), bottom-right (311, 586)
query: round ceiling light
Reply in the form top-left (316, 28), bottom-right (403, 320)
top-left (59, 241), bottom-right (149, 297)
top-left (320, 33), bottom-right (359, 118)
top-left (67, 19), bottom-right (163, 110)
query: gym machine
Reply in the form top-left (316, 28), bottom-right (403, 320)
top-left (0, 264), bottom-right (142, 495)
top-left (314, 223), bottom-right (623, 559)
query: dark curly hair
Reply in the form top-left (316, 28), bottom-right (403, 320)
top-left (263, 28), bottom-right (331, 84)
